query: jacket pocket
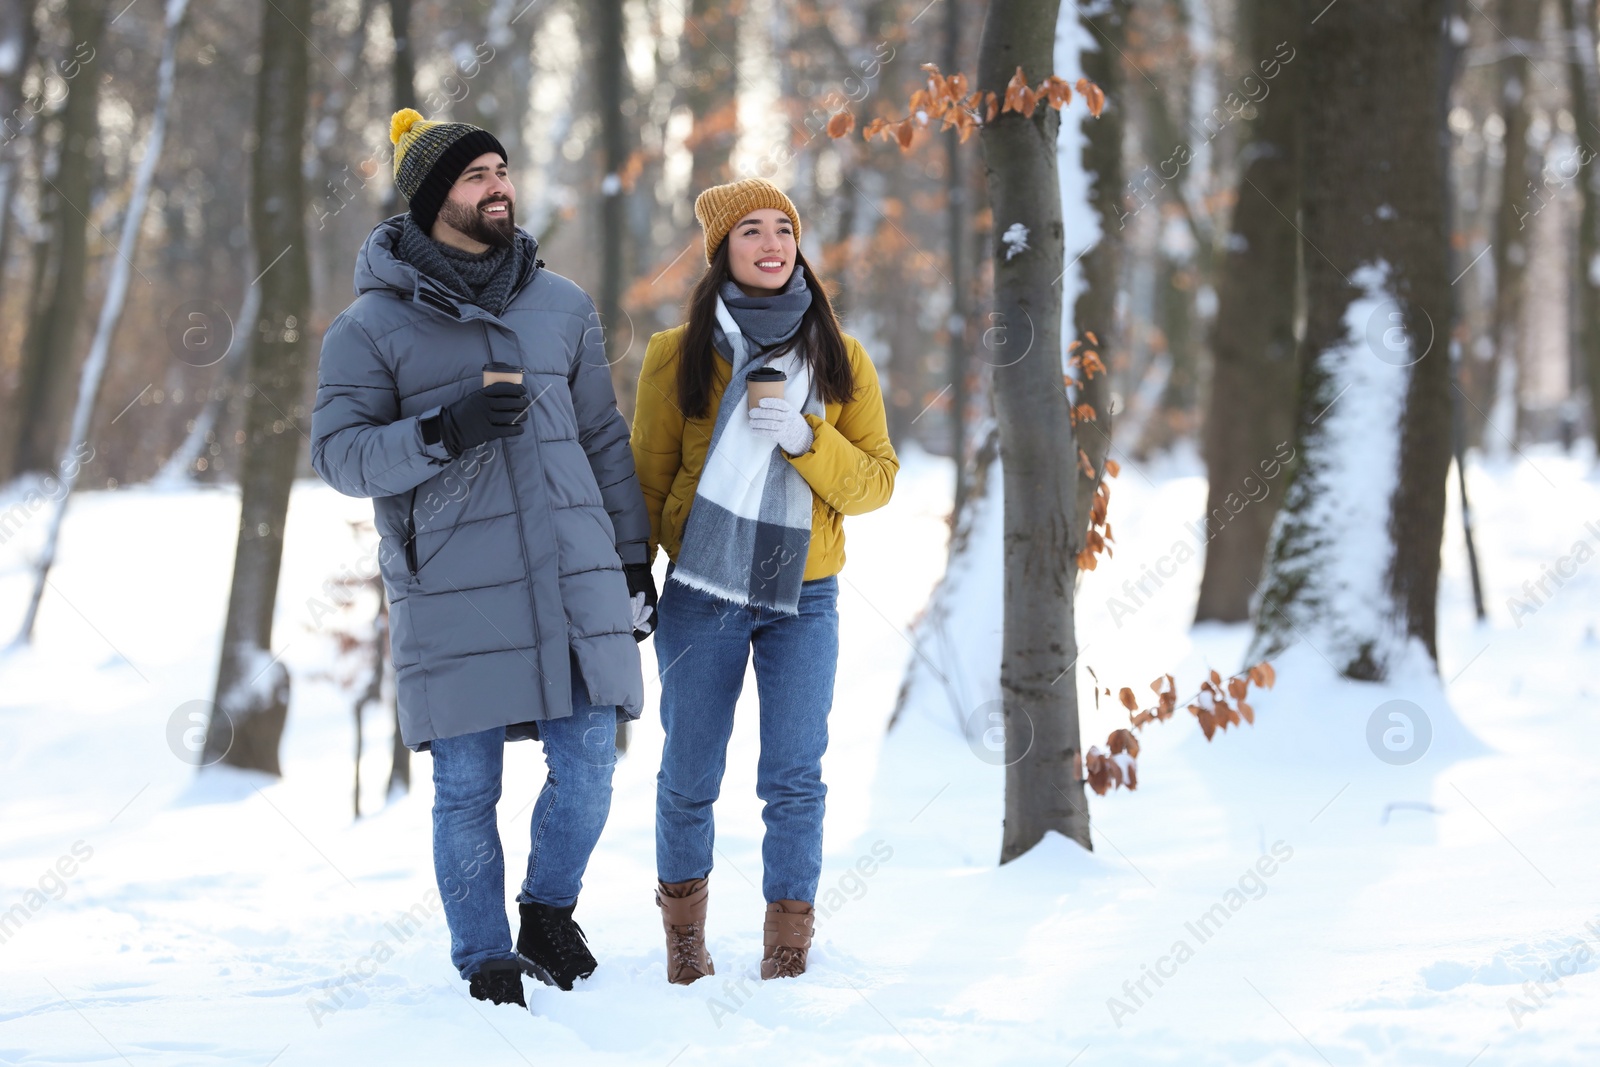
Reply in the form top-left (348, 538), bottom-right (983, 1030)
top-left (404, 487), bottom-right (419, 577)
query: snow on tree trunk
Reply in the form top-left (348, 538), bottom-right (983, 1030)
top-left (1248, 0), bottom-right (1453, 681)
top-left (12, 0), bottom-right (191, 644)
top-left (204, 0), bottom-right (314, 774)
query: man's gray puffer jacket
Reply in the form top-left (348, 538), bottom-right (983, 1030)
top-left (310, 214), bottom-right (648, 751)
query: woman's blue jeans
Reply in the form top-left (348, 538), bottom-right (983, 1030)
top-left (429, 680), bottom-right (617, 980)
top-left (653, 567), bottom-right (840, 903)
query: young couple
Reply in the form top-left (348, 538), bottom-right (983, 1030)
top-left (309, 110), bottom-right (897, 1009)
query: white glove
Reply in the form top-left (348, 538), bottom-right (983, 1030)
top-left (629, 591), bottom-right (654, 635)
top-left (748, 397), bottom-right (814, 456)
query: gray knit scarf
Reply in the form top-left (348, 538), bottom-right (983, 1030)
top-left (671, 265), bottom-right (823, 614)
top-left (395, 212), bottom-right (524, 317)
top-left (712, 265), bottom-right (812, 357)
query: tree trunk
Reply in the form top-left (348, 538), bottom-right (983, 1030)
top-left (1194, 0), bottom-right (1302, 622)
top-left (1127, 1), bottom-right (1201, 458)
top-left (1480, 0), bottom-right (1541, 454)
top-left (15, 0), bottom-right (191, 643)
top-left (685, 0), bottom-right (738, 194)
top-left (9, 0), bottom-right (105, 479)
top-left (1561, 0), bottom-right (1600, 447)
top-left (156, 253), bottom-right (260, 482)
top-left (0, 0), bottom-right (39, 315)
top-left (1248, 0), bottom-right (1453, 679)
top-left (1071, 0), bottom-right (1125, 536)
top-left (481, 0), bottom-right (541, 182)
top-left (592, 0), bottom-right (631, 401)
top-left (381, 0), bottom-right (415, 219)
top-left (204, 0), bottom-right (313, 774)
top-left (590, 0), bottom-right (632, 751)
top-left (980, 0), bottom-right (1089, 860)
top-left (945, 0), bottom-right (972, 513)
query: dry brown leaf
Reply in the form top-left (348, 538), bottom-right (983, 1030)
top-left (1003, 66), bottom-right (1030, 113)
top-left (1107, 728), bottom-right (1140, 758)
top-left (1040, 74), bottom-right (1074, 109)
top-left (1076, 78), bottom-right (1106, 117)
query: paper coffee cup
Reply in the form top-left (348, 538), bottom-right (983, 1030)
top-left (483, 362), bottom-right (524, 388)
top-left (746, 367), bottom-right (787, 410)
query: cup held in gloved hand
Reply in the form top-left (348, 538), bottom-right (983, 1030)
top-left (483, 361), bottom-right (525, 388)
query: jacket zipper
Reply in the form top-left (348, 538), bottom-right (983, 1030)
top-left (404, 486), bottom-right (419, 577)
top-left (482, 319), bottom-right (546, 686)
top-left (389, 258), bottom-right (540, 584)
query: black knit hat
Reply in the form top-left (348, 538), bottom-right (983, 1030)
top-left (390, 109), bottom-right (508, 233)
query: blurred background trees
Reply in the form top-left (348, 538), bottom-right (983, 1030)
top-left (10, 0), bottom-right (1587, 494)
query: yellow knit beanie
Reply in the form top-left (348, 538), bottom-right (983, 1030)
top-left (389, 108), bottom-right (506, 232)
top-left (693, 178), bottom-right (802, 264)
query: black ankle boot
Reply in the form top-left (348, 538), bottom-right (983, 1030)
top-left (469, 958), bottom-right (527, 1008)
top-left (515, 900), bottom-right (597, 990)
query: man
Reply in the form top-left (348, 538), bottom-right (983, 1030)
top-left (310, 108), bottom-right (659, 1010)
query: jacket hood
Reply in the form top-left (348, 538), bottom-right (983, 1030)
top-left (353, 213), bottom-right (542, 317)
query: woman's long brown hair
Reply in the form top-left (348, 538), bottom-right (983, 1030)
top-left (676, 239), bottom-right (855, 420)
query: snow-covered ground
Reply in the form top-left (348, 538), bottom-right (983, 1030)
top-left (1, 442), bottom-right (1597, 1065)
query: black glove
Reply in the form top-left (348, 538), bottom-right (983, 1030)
top-left (625, 562), bottom-right (658, 642)
top-left (440, 381), bottom-right (529, 457)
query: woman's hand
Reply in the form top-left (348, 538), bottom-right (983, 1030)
top-left (625, 562), bottom-right (658, 640)
top-left (748, 397), bottom-right (814, 457)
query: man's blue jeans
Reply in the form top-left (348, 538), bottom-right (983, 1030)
top-left (430, 681), bottom-right (617, 980)
top-left (654, 567), bottom-right (840, 904)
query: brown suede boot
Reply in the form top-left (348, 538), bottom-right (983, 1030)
top-left (656, 878), bottom-right (714, 985)
top-left (760, 900), bottom-right (814, 980)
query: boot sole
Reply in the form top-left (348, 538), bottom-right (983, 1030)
top-left (515, 950), bottom-right (595, 991)
top-left (667, 954), bottom-right (714, 985)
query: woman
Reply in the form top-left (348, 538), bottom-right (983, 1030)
top-left (630, 178), bottom-right (898, 985)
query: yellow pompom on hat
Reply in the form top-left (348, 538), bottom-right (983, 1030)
top-left (389, 107), bottom-right (507, 232)
top-left (693, 178), bottom-right (802, 264)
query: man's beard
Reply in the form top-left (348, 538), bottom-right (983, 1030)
top-left (438, 195), bottom-right (515, 249)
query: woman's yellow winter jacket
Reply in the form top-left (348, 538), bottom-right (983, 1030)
top-left (629, 324), bottom-right (899, 581)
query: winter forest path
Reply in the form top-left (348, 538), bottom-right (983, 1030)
top-left (0, 446), bottom-right (1596, 1064)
